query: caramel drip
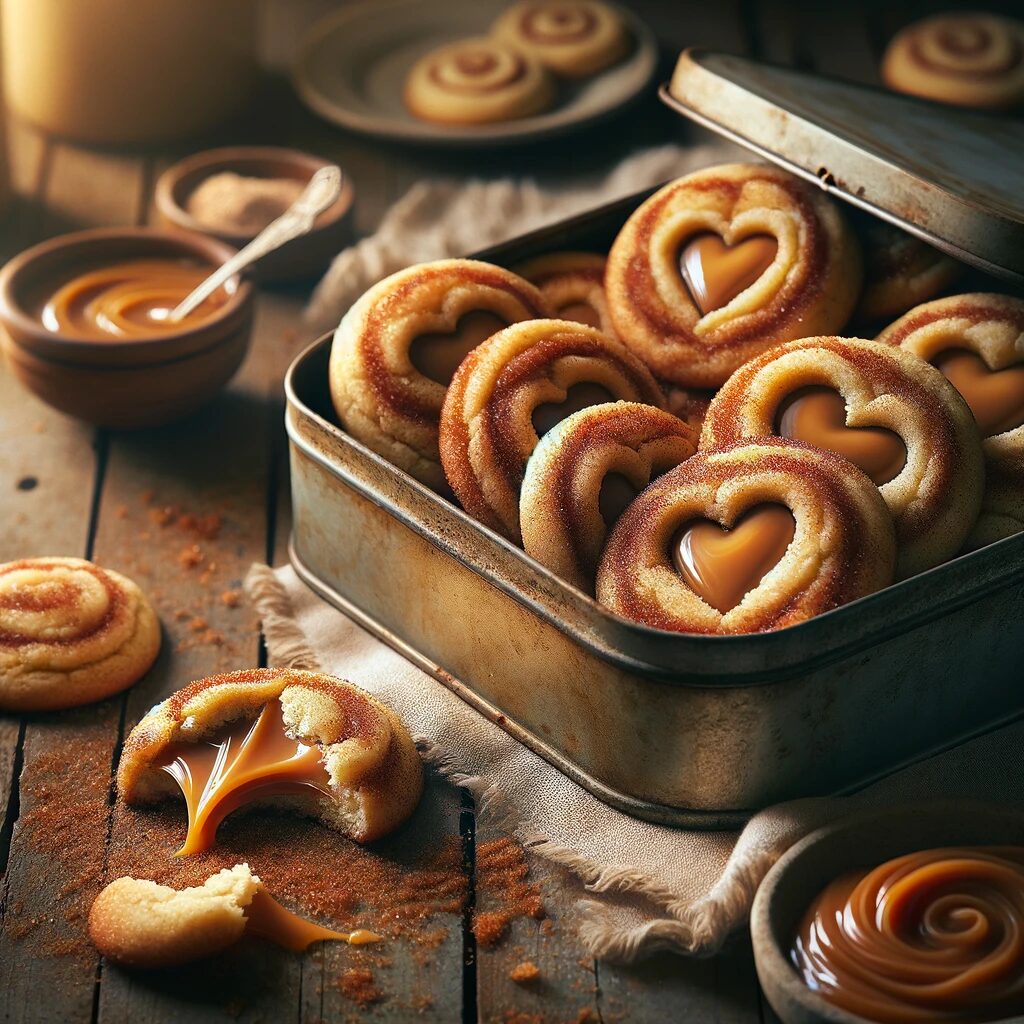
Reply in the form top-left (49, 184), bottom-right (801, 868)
top-left (598, 472), bottom-right (639, 527)
top-left (161, 699), bottom-right (332, 857)
top-left (40, 259), bottom-right (227, 340)
top-left (531, 382), bottom-right (614, 436)
top-left (672, 503), bottom-right (795, 614)
top-left (678, 233), bottom-right (777, 316)
top-left (556, 301), bottom-right (602, 329)
top-left (933, 349), bottom-right (1024, 438)
top-left (777, 386), bottom-right (907, 485)
top-left (792, 846), bottom-right (1024, 1023)
top-left (244, 889), bottom-right (381, 952)
top-left (409, 311), bottom-right (507, 385)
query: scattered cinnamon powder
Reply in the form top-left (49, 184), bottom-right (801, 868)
top-left (472, 837), bottom-right (545, 946)
top-left (337, 967), bottom-right (384, 1006)
top-left (474, 910), bottom-right (511, 947)
top-left (510, 960), bottom-right (540, 984)
top-left (178, 544), bottom-right (203, 569)
top-left (220, 589), bottom-right (241, 608)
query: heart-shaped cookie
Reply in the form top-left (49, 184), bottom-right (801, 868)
top-left (679, 233), bottom-right (778, 316)
top-left (776, 386), bottom-right (908, 485)
top-left (933, 349), bottom-right (1024, 438)
top-left (672, 504), bottom-right (796, 613)
top-left (409, 310), bottom-right (508, 385)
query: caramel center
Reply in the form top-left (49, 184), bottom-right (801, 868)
top-left (678, 233), bottom-right (778, 316)
top-left (776, 386), bottom-right (907, 485)
top-left (245, 889), bottom-right (380, 952)
top-left (531, 382), bottom-right (614, 436)
top-left (933, 349), bottom-right (1024, 438)
top-left (672, 503), bottom-right (796, 614)
top-left (556, 301), bottom-right (602, 329)
top-left (160, 698), bottom-right (332, 857)
top-left (409, 310), bottom-right (507, 385)
top-left (598, 472), bottom-right (639, 527)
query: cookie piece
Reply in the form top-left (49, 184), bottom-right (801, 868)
top-left (605, 163), bottom-right (862, 388)
top-left (0, 557), bottom-right (160, 712)
top-left (329, 259), bottom-right (548, 489)
top-left (118, 668), bottom-right (423, 853)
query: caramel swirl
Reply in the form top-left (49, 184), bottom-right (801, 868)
top-left (40, 259), bottom-right (229, 340)
top-left (907, 18), bottom-right (1022, 79)
top-left (793, 847), bottom-right (1024, 1023)
top-left (425, 41), bottom-right (527, 94)
top-left (519, 3), bottom-right (599, 43)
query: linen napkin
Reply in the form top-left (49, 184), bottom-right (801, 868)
top-left (246, 562), bottom-right (1024, 963)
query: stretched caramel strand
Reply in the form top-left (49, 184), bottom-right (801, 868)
top-left (793, 847), bottom-right (1024, 1023)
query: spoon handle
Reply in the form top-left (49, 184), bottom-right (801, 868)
top-left (169, 165), bottom-right (343, 323)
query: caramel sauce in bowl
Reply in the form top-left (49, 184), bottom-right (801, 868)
top-left (752, 802), bottom-right (1024, 1024)
top-left (0, 227), bottom-right (253, 427)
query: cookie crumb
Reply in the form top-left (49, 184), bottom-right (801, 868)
top-left (473, 910), bottom-right (510, 947)
top-left (220, 590), bottom-right (241, 608)
top-left (510, 961), bottom-right (540, 984)
top-left (337, 967), bottom-right (384, 1006)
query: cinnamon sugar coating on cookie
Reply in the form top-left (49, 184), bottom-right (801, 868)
top-left (515, 251), bottom-right (614, 335)
top-left (701, 337), bottom-right (984, 578)
top-left (118, 668), bottom-right (423, 844)
top-left (596, 439), bottom-right (896, 635)
top-left (439, 318), bottom-right (665, 543)
top-left (605, 163), bottom-right (862, 388)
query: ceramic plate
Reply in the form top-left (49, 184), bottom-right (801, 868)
top-left (293, 0), bottom-right (658, 146)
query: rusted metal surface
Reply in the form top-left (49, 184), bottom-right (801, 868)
top-left (666, 51), bottom-right (1024, 283)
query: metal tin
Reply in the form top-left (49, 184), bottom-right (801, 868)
top-left (287, 192), bottom-right (1024, 829)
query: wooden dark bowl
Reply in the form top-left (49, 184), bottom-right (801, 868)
top-left (154, 145), bottom-right (355, 282)
top-left (751, 799), bottom-right (1024, 1024)
top-left (0, 227), bottom-right (253, 428)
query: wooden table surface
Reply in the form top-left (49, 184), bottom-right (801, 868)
top-left (0, 2), bottom-right (1004, 1021)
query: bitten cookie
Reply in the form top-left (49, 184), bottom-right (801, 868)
top-left (700, 337), bottom-right (985, 578)
top-left (491, 0), bottom-right (630, 78)
top-left (877, 293), bottom-right (1024, 548)
top-left (0, 557), bottom-right (160, 712)
top-left (404, 37), bottom-right (555, 124)
top-left (881, 13), bottom-right (1024, 110)
top-left (118, 668), bottom-right (423, 854)
top-left (515, 251), bottom-right (613, 333)
top-left (329, 259), bottom-right (548, 489)
top-left (605, 163), bottom-right (862, 388)
top-left (520, 402), bottom-right (698, 591)
top-left (596, 439), bottom-right (896, 635)
top-left (439, 318), bottom-right (665, 542)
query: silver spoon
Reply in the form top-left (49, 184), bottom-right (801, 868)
top-left (168, 164), bottom-right (343, 323)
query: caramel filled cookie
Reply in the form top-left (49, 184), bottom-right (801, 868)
top-left (701, 337), bottom-right (984, 578)
top-left (0, 557), bottom-right (160, 712)
top-left (439, 318), bottom-right (664, 542)
top-left (118, 668), bottom-right (423, 853)
top-left (882, 13), bottom-right (1024, 110)
top-left (853, 217), bottom-right (960, 324)
top-left (404, 37), bottom-right (554, 124)
top-left (520, 402), bottom-right (698, 591)
top-left (596, 439), bottom-right (895, 635)
top-left (515, 251), bottom-right (613, 333)
top-left (605, 163), bottom-right (862, 388)
top-left (878, 294), bottom-right (1024, 548)
top-left (329, 259), bottom-right (547, 489)
top-left (491, 0), bottom-right (630, 78)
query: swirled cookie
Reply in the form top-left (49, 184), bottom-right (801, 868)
top-left (882, 13), bottom-right (1024, 110)
top-left (853, 217), bottom-right (960, 324)
top-left (118, 668), bottom-right (423, 854)
top-left (329, 259), bottom-right (548, 489)
top-left (491, 0), bottom-right (630, 78)
top-left (605, 163), bottom-right (862, 388)
top-left (0, 557), bottom-right (160, 712)
top-left (520, 402), bottom-right (698, 591)
top-left (404, 37), bottom-right (554, 124)
top-left (439, 318), bottom-right (664, 542)
top-left (596, 439), bottom-right (896, 635)
top-left (515, 251), bottom-right (613, 333)
top-left (701, 337), bottom-right (984, 578)
top-left (878, 293), bottom-right (1024, 548)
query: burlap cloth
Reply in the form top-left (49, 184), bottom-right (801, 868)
top-left (260, 146), bottom-right (1023, 962)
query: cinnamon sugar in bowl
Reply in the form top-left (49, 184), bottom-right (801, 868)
top-left (0, 227), bottom-right (253, 428)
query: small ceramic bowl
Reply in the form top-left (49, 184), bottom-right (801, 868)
top-left (154, 146), bottom-right (355, 282)
top-left (751, 799), bottom-right (1024, 1024)
top-left (0, 227), bottom-right (254, 429)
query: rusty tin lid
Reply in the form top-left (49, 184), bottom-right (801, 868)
top-left (663, 49), bottom-right (1024, 283)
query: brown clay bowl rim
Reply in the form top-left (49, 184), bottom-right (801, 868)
top-left (0, 226), bottom-right (253, 357)
top-left (750, 799), bottom-right (1024, 1024)
top-left (154, 144), bottom-right (355, 248)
